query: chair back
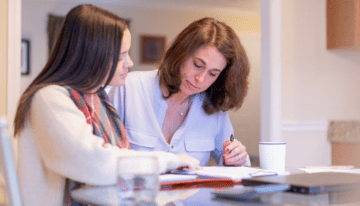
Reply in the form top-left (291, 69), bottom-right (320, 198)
top-left (0, 117), bottom-right (22, 206)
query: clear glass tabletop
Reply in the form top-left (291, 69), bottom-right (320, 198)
top-left (71, 183), bottom-right (360, 206)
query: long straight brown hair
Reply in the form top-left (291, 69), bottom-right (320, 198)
top-left (14, 4), bottom-right (128, 136)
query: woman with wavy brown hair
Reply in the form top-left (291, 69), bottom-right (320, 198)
top-left (14, 4), bottom-right (199, 206)
top-left (110, 17), bottom-right (251, 167)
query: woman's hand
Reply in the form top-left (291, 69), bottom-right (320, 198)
top-left (175, 153), bottom-right (202, 171)
top-left (222, 140), bottom-right (248, 166)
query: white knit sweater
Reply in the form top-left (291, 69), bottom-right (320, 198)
top-left (17, 85), bottom-right (180, 206)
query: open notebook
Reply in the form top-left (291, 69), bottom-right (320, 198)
top-left (171, 166), bottom-right (289, 180)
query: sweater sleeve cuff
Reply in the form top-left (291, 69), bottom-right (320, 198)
top-left (151, 151), bottom-right (180, 173)
top-left (119, 150), bottom-right (180, 174)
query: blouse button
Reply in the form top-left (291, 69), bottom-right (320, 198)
top-left (171, 145), bottom-right (174, 149)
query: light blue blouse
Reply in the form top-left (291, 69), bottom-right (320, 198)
top-left (109, 70), bottom-right (250, 166)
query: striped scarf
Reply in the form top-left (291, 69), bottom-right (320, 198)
top-left (64, 86), bottom-right (130, 206)
top-left (65, 86), bottom-right (130, 148)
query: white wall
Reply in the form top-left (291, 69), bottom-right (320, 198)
top-left (1, 0), bottom-right (21, 202)
top-left (21, 0), bottom-right (261, 157)
top-left (282, 0), bottom-right (360, 121)
top-left (281, 0), bottom-right (360, 168)
top-left (0, 0), bottom-right (8, 117)
top-left (21, 0), bottom-right (360, 169)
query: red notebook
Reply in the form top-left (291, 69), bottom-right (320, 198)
top-left (160, 178), bottom-right (241, 190)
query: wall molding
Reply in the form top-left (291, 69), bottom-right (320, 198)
top-left (260, 0), bottom-right (282, 142)
top-left (8, 0), bottom-right (21, 136)
top-left (282, 121), bottom-right (328, 133)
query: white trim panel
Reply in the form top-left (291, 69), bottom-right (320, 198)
top-left (7, 0), bottom-right (21, 136)
top-left (260, 0), bottom-right (282, 142)
top-left (282, 121), bottom-right (328, 133)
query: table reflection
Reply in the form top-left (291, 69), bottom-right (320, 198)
top-left (71, 185), bottom-right (200, 206)
top-left (71, 184), bottom-right (360, 206)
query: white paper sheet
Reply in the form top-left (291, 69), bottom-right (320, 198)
top-left (172, 166), bottom-right (289, 180)
top-left (300, 168), bottom-right (360, 174)
top-left (159, 174), bottom-right (198, 183)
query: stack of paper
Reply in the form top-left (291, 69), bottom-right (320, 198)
top-left (301, 165), bottom-right (360, 174)
top-left (159, 174), bottom-right (198, 183)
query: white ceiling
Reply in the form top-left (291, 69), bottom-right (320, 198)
top-left (59, 0), bottom-right (260, 14)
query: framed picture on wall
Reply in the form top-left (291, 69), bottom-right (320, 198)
top-left (140, 35), bottom-right (166, 64)
top-left (21, 39), bottom-right (30, 75)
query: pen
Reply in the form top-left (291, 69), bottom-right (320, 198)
top-left (224, 135), bottom-right (235, 154)
top-left (230, 134), bottom-right (234, 142)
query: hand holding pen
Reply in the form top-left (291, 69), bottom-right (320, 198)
top-left (222, 134), bottom-right (248, 166)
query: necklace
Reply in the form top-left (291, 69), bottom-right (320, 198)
top-left (169, 97), bottom-right (189, 116)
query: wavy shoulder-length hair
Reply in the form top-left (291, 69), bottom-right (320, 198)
top-left (14, 4), bottom-right (128, 136)
top-left (158, 17), bottom-right (250, 115)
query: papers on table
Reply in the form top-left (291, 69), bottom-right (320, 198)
top-left (159, 174), bottom-right (198, 183)
top-left (170, 166), bottom-right (289, 180)
top-left (300, 166), bottom-right (360, 174)
top-left (159, 167), bottom-right (290, 190)
top-left (304, 165), bottom-right (354, 170)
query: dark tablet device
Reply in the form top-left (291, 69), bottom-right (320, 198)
top-left (242, 172), bottom-right (360, 194)
top-left (212, 184), bottom-right (291, 200)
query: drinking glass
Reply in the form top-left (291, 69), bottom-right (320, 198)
top-left (117, 155), bottom-right (159, 205)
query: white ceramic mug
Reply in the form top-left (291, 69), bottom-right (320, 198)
top-left (259, 142), bottom-right (286, 172)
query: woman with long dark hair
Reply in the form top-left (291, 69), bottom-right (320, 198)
top-left (14, 4), bottom-right (199, 205)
